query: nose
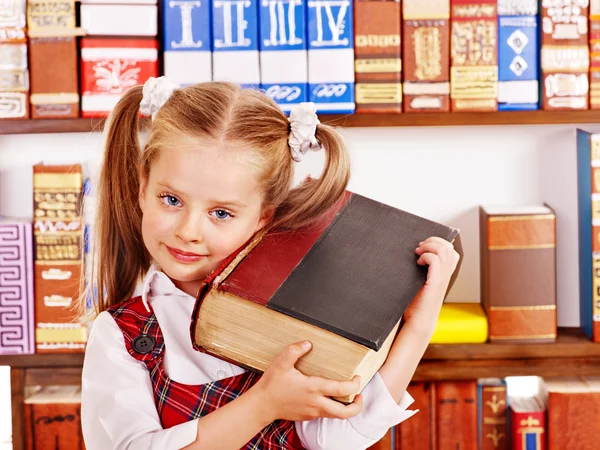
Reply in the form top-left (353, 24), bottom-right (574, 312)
top-left (175, 211), bottom-right (204, 244)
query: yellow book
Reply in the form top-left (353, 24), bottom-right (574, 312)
top-left (430, 303), bottom-right (488, 344)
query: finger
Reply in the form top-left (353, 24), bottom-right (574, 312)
top-left (415, 241), bottom-right (449, 257)
top-left (314, 375), bottom-right (361, 398)
top-left (275, 340), bottom-right (312, 369)
top-left (419, 236), bottom-right (454, 248)
top-left (320, 394), bottom-right (364, 420)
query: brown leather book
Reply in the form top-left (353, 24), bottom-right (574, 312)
top-left (435, 380), bottom-right (477, 450)
top-left (397, 381), bottom-right (436, 449)
top-left (0, 1), bottom-right (29, 119)
top-left (541, 1), bottom-right (589, 110)
top-left (24, 385), bottom-right (85, 450)
top-left (33, 164), bottom-right (87, 353)
top-left (478, 378), bottom-right (508, 450)
top-left (27, 0), bottom-right (82, 118)
top-left (402, 0), bottom-right (450, 113)
top-left (354, 0), bottom-right (402, 113)
top-left (591, 2), bottom-right (600, 109)
top-left (479, 205), bottom-right (557, 343)
top-left (450, 0), bottom-right (498, 111)
top-left (192, 191), bottom-right (462, 403)
top-left (546, 377), bottom-right (600, 450)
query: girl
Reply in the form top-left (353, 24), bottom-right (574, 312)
top-left (81, 77), bottom-right (460, 450)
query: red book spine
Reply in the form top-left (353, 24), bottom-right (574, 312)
top-left (511, 409), bottom-right (547, 450)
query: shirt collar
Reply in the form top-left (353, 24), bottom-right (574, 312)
top-left (141, 264), bottom-right (192, 312)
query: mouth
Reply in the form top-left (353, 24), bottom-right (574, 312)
top-left (166, 245), bottom-right (207, 263)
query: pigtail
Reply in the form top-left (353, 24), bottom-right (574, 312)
top-left (90, 86), bottom-right (150, 316)
top-left (272, 123), bottom-right (350, 230)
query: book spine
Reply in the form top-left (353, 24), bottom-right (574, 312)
top-left (450, 0), bottom-right (498, 112)
top-left (80, 3), bottom-right (158, 36)
top-left (436, 380), bottom-right (478, 450)
top-left (24, 401), bottom-right (85, 450)
top-left (353, 0), bottom-right (402, 114)
top-left (212, 0), bottom-right (260, 88)
top-left (27, 0), bottom-right (79, 119)
top-left (397, 381), bottom-right (436, 449)
top-left (510, 408), bottom-right (546, 450)
top-left (480, 207), bottom-right (558, 343)
top-left (497, 2), bottom-right (539, 111)
top-left (307, 0), bottom-right (355, 113)
top-left (33, 166), bottom-right (87, 353)
top-left (591, 0), bottom-right (600, 109)
top-left (163, 0), bottom-right (213, 85)
top-left (541, 0), bottom-right (589, 110)
top-left (0, 222), bottom-right (35, 355)
top-left (402, 0), bottom-right (450, 113)
top-left (0, 0), bottom-right (29, 119)
top-left (259, 0), bottom-right (309, 112)
top-left (478, 380), bottom-right (508, 450)
top-left (80, 38), bottom-right (159, 118)
top-left (577, 130), bottom-right (600, 342)
top-left (547, 389), bottom-right (600, 448)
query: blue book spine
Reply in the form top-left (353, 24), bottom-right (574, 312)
top-left (212, 0), bottom-right (260, 88)
top-left (259, 0), bottom-right (308, 112)
top-left (306, 0), bottom-right (355, 113)
top-left (577, 129), bottom-right (595, 339)
top-left (498, 15), bottom-right (539, 110)
top-left (163, 0), bottom-right (213, 85)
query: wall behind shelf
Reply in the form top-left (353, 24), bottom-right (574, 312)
top-left (1, 123), bottom-right (597, 327)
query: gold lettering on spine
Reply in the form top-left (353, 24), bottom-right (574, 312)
top-left (414, 27), bottom-right (442, 80)
top-left (355, 34), bottom-right (401, 48)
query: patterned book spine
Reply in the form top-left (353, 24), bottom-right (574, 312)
top-left (478, 378), bottom-right (508, 450)
top-left (27, 0), bottom-right (81, 119)
top-left (402, 0), bottom-right (450, 113)
top-left (163, 0), bottom-right (212, 85)
top-left (497, 1), bottom-right (539, 110)
top-left (33, 165), bottom-right (87, 353)
top-left (307, 0), bottom-right (355, 113)
top-left (259, 0), bottom-right (308, 112)
top-left (212, 0), bottom-right (260, 88)
top-left (80, 38), bottom-right (159, 118)
top-left (0, 222), bottom-right (34, 355)
top-left (591, 1), bottom-right (600, 109)
top-left (80, 0), bottom-right (158, 36)
top-left (541, 0), bottom-right (589, 110)
top-left (576, 129), bottom-right (600, 342)
top-left (511, 409), bottom-right (546, 450)
top-left (450, 0), bottom-right (498, 112)
top-left (353, 0), bottom-right (402, 113)
top-left (0, 0), bottom-right (29, 119)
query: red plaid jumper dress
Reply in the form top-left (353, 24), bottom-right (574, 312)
top-left (108, 297), bottom-right (305, 449)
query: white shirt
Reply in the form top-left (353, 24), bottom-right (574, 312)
top-left (81, 266), bottom-right (417, 450)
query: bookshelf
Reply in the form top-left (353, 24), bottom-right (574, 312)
top-left (3, 110), bottom-right (600, 135)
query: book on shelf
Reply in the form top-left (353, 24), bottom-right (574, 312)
top-left (191, 191), bottom-right (462, 403)
top-left (506, 376), bottom-right (548, 450)
top-left (430, 302), bottom-right (488, 344)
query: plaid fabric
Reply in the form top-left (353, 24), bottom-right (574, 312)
top-left (109, 297), bottom-right (305, 449)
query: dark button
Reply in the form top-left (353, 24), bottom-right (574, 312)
top-left (132, 334), bottom-right (156, 354)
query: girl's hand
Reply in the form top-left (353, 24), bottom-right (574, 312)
top-left (253, 341), bottom-right (363, 423)
top-left (403, 236), bottom-right (461, 332)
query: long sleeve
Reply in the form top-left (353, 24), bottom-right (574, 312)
top-left (81, 312), bottom-right (199, 450)
top-left (295, 374), bottom-right (418, 450)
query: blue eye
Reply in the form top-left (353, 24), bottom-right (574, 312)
top-left (159, 194), bottom-right (181, 207)
top-left (211, 209), bottom-right (232, 221)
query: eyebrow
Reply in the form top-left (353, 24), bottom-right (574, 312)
top-left (157, 182), bottom-right (248, 208)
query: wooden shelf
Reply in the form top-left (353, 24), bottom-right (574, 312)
top-left (3, 110), bottom-right (600, 135)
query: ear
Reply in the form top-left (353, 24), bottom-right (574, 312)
top-left (256, 207), bottom-right (275, 232)
top-left (139, 176), bottom-right (148, 212)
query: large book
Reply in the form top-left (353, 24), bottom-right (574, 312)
top-left (33, 164), bottom-right (87, 353)
top-left (576, 129), bottom-right (600, 342)
top-left (353, 0), bottom-right (402, 113)
top-left (396, 381), bottom-right (436, 449)
top-left (545, 377), bottom-right (600, 450)
top-left (192, 191), bottom-right (462, 403)
top-left (429, 302), bottom-right (488, 344)
top-left (497, 1), bottom-right (539, 110)
top-left (163, 0), bottom-right (213, 85)
top-left (402, 0), bottom-right (450, 113)
top-left (450, 0), bottom-right (498, 112)
top-left (591, 1), bottom-right (600, 109)
top-left (540, 0), bottom-right (589, 110)
top-left (478, 377), bottom-right (508, 450)
top-left (0, 219), bottom-right (34, 355)
top-left (0, 0), bottom-right (29, 119)
top-left (259, 0), bottom-right (308, 112)
top-left (435, 380), bottom-right (478, 450)
top-left (479, 205), bottom-right (557, 343)
top-left (24, 385), bottom-right (85, 450)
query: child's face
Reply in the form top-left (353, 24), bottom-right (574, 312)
top-left (139, 140), bottom-right (270, 297)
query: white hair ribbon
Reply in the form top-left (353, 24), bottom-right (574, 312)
top-left (288, 102), bottom-right (322, 163)
top-left (139, 76), bottom-right (180, 119)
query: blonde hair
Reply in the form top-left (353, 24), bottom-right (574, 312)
top-left (88, 82), bottom-right (350, 317)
